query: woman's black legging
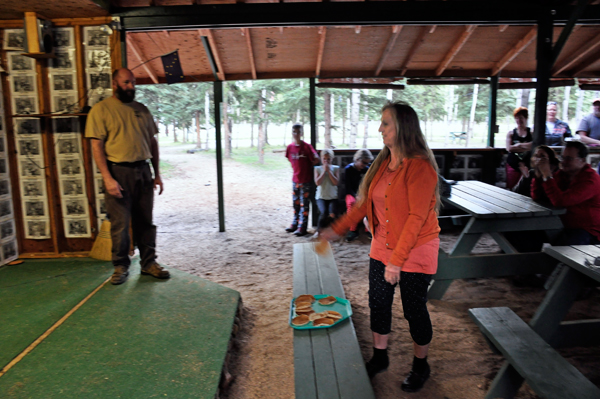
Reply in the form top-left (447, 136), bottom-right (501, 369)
top-left (368, 258), bottom-right (433, 346)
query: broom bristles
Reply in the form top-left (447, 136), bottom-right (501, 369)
top-left (89, 220), bottom-right (112, 261)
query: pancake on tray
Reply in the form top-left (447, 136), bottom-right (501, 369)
top-left (325, 310), bottom-right (342, 320)
top-left (295, 295), bottom-right (315, 304)
top-left (309, 312), bottom-right (328, 321)
top-left (292, 315), bottom-right (310, 326)
top-left (318, 295), bottom-right (337, 305)
top-left (313, 318), bottom-right (335, 327)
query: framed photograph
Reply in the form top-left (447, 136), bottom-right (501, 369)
top-left (0, 200), bottom-right (12, 218)
top-left (3, 240), bottom-right (18, 261)
top-left (8, 53), bottom-right (35, 73)
top-left (62, 178), bottom-right (84, 196)
top-left (27, 220), bottom-right (48, 238)
top-left (13, 96), bottom-right (38, 115)
top-left (0, 180), bottom-right (9, 196)
top-left (95, 177), bottom-right (105, 195)
top-left (14, 118), bottom-right (41, 135)
top-left (87, 49), bottom-right (111, 70)
top-left (22, 180), bottom-right (44, 197)
top-left (0, 159), bottom-right (7, 175)
top-left (53, 28), bottom-right (74, 49)
top-left (88, 88), bottom-right (111, 107)
top-left (64, 198), bottom-right (86, 216)
top-left (3, 29), bottom-right (25, 51)
top-left (51, 73), bottom-right (76, 92)
top-left (97, 198), bottom-right (106, 215)
top-left (1, 220), bottom-right (15, 240)
top-left (59, 158), bottom-right (82, 176)
top-left (84, 27), bottom-right (110, 48)
top-left (87, 71), bottom-right (111, 90)
top-left (52, 117), bottom-right (79, 134)
top-left (50, 50), bottom-right (75, 70)
top-left (66, 219), bottom-right (90, 237)
top-left (24, 200), bottom-right (45, 217)
top-left (57, 137), bottom-right (80, 155)
top-left (18, 138), bottom-right (41, 156)
top-left (12, 75), bottom-right (36, 94)
top-left (0, 136), bottom-right (5, 153)
top-left (20, 159), bottom-right (43, 177)
top-left (52, 94), bottom-right (77, 113)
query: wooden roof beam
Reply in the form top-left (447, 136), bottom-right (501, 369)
top-left (499, 25), bottom-right (509, 32)
top-left (571, 47), bottom-right (600, 76)
top-left (316, 26), bottom-right (327, 78)
top-left (553, 31), bottom-right (600, 75)
top-left (400, 26), bottom-right (429, 76)
top-left (241, 28), bottom-right (257, 80)
top-left (491, 26), bottom-right (536, 76)
top-left (375, 25), bottom-right (403, 77)
top-left (199, 29), bottom-right (225, 81)
top-left (435, 25), bottom-right (477, 76)
top-left (126, 35), bottom-right (159, 84)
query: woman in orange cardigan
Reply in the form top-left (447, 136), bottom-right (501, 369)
top-left (321, 102), bottom-right (440, 393)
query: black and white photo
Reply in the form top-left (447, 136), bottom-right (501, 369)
top-left (14, 97), bottom-right (37, 115)
top-left (20, 159), bottom-right (42, 177)
top-left (98, 198), bottom-right (106, 215)
top-left (1, 221), bottom-right (14, 240)
top-left (84, 28), bottom-right (109, 47)
top-left (3, 29), bottom-right (25, 51)
top-left (15, 118), bottom-right (41, 135)
top-left (57, 137), bottom-right (79, 154)
top-left (9, 53), bottom-right (34, 73)
top-left (53, 28), bottom-right (73, 49)
top-left (0, 136), bottom-right (5, 153)
top-left (59, 159), bottom-right (81, 176)
top-left (27, 220), bottom-right (46, 238)
top-left (52, 74), bottom-right (75, 91)
top-left (0, 159), bottom-right (7, 175)
top-left (88, 87), bottom-right (111, 107)
top-left (53, 95), bottom-right (76, 113)
top-left (52, 117), bottom-right (78, 134)
top-left (23, 181), bottom-right (43, 197)
top-left (65, 199), bottom-right (86, 216)
top-left (25, 200), bottom-right (44, 217)
top-left (96, 177), bottom-right (105, 195)
top-left (50, 51), bottom-right (74, 70)
top-left (88, 72), bottom-right (111, 90)
top-left (68, 219), bottom-right (89, 236)
top-left (63, 179), bottom-right (83, 196)
top-left (87, 49), bottom-right (111, 70)
top-left (12, 76), bottom-right (35, 94)
top-left (18, 138), bottom-right (41, 156)
top-left (3, 241), bottom-right (17, 260)
top-left (0, 180), bottom-right (9, 196)
top-left (0, 200), bottom-right (12, 217)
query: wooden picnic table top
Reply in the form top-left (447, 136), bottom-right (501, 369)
top-left (543, 245), bottom-right (600, 284)
top-left (443, 180), bottom-right (566, 219)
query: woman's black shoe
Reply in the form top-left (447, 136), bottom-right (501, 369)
top-left (401, 364), bottom-right (430, 392)
top-left (365, 348), bottom-right (389, 378)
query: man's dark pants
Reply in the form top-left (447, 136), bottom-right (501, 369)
top-left (105, 161), bottom-right (157, 270)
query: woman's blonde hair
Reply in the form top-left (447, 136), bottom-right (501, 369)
top-left (320, 148), bottom-right (335, 159)
top-left (353, 148), bottom-right (374, 163)
top-left (356, 101), bottom-right (440, 213)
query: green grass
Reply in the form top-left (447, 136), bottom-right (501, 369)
top-left (159, 159), bottom-right (176, 178)
top-left (225, 145), bottom-right (290, 170)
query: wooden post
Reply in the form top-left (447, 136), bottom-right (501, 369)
top-left (309, 78), bottom-right (318, 227)
top-left (533, 12), bottom-right (554, 148)
top-left (214, 81), bottom-right (225, 232)
top-left (488, 75), bottom-right (498, 148)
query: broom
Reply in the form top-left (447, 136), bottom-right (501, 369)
top-left (89, 219), bottom-right (112, 261)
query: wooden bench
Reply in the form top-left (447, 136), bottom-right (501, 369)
top-left (293, 242), bottom-right (375, 399)
top-left (469, 307), bottom-right (600, 399)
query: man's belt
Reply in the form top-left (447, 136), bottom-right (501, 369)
top-left (108, 160), bottom-right (148, 168)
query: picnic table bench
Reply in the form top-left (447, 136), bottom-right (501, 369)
top-left (293, 242), bottom-right (375, 399)
top-left (469, 244), bottom-right (600, 398)
top-left (449, 131), bottom-right (467, 143)
top-left (430, 180), bottom-right (565, 300)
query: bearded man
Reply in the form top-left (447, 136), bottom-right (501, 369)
top-left (85, 68), bottom-right (169, 285)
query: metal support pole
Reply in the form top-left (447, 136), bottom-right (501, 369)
top-left (214, 81), bottom-right (226, 232)
top-left (309, 78), bottom-right (318, 227)
top-left (533, 10), bottom-right (554, 148)
top-left (488, 75), bottom-right (498, 148)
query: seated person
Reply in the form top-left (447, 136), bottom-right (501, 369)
top-left (314, 149), bottom-right (339, 230)
top-left (533, 141), bottom-right (600, 245)
top-left (505, 106), bottom-right (532, 189)
top-left (344, 149), bottom-right (374, 242)
top-left (512, 145), bottom-right (559, 198)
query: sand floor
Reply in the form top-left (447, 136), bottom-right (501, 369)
top-left (153, 144), bottom-right (600, 399)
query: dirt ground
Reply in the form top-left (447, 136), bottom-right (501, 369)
top-left (154, 144), bottom-right (600, 399)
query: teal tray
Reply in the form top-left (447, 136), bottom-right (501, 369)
top-left (288, 295), bottom-right (352, 330)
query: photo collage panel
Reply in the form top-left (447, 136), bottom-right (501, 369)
top-left (83, 26), bottom-right (113, 107)
top-left (49, 28), bottom-right (79, 114)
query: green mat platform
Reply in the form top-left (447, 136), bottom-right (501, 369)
top-left (0, 258), bottom-right (113, 369)
top-left (0, 259), bottom-right (241, 399)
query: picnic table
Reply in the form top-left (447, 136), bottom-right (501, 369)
top-left (469, 245), bottom-right (600, 398)
top-left (430, 180), bottom-right (565, 300)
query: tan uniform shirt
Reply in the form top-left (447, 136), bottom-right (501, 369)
top-left (85, 97), bottom-right (157, 163)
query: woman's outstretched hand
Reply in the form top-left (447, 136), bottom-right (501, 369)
top-left (319, 227), bottom-right (340, 242)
